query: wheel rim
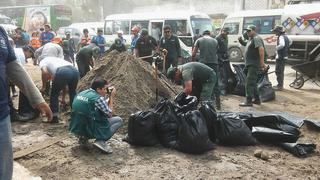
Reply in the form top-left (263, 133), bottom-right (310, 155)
top-left (292, 75), bottom-right (304, 89)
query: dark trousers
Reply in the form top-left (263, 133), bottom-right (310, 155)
top-left (50, 66), bottom-right (79, 117)
top-left (275, 57), bottom-right (286, 87)
top-left (164, 57), bottom-right (178, 73)
top-left (204, 63), bottom-right (220, 100)
top-left (76, 53), bottom-right (91, 78)
top-left (18, 92), bottom-right (39, 117)
top-left (244, 65), bottom-right (259, 98)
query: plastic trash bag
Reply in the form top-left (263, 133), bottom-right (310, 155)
top-left (304, 119), bottom-right (320, 131)
top-left (214, 112), bottom-right (257, 146)
top-left (155, 99), bottom-right (180, 148)
top-left (176, 110), bottom-right (214, 154)
top-left (278, 143), bottom-right (316, 157)
top-left (257, 73), bottom-right (275, 102)
top-left (174, 92), bottom-right (198, 115)
top-left (199, 103), bottom-right (217, 142)
top-left (232, 64), bottom-right (246, 96)
top-left (252, 127), bottom-right (299, 143)
top-left (125, 111), bottom-right (159, 146)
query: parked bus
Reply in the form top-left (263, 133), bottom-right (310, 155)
top-left (222, 3), bottom-right (320, 62)
top-left (0, 5), bottom-right (72, 34)
top-left (69, 22), bottom-right (104, 33)
top-left (104, 11), bottom-right (214, 57)
top-left (221, 9), bottom-right (282, 62)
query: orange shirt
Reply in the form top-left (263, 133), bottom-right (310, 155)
top-left (30, 37), bottom-right (41, 49)
top-left (80, 36), bottom-right (91, 46)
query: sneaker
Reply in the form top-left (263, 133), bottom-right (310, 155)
top-left (93, 140), bottom-right (113, 154)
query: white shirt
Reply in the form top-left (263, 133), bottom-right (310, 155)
top-left (38, 42), bottom-right (64, 61)
top-left (276, 35), bottom-right (293, 59)
top-left (14, 48), bottom-right (26, 64)
top-left (39, 57), bottom-right (72, 75)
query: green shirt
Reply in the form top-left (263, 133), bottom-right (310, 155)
top-left (244, 35), bottom-right (263, 67)
top-left (159, 35), bottom-right (181, 60)
top-left (194, 35), bottom-right (218, 64)
top-left (179, 62), bottom-right (215, 83)
top-left (79, 44), bottom-right (100, 59)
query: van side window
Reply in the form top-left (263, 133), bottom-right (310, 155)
top-left (105, 20), bottom-right (113, 35)
top-left (223, 22), bottom-right (239, 35)
top-left (131, 20), bottom-right (149, 32)
top-left (244, 16), bottom-right (280, 34)
top-left (165, 20), bottom-right (188, 35)
top-left (113, 20), bottom-right (129, 35)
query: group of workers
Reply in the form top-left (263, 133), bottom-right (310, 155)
top-left (0, 19), bottom-right (292, 180)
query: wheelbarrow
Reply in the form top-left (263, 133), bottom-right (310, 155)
top-left (289, 60), bottom-right (320, 89)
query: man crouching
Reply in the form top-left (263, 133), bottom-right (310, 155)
top-left (69, 77), bottom-right (123, 154)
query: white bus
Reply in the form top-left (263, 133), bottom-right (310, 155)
top-left (103, 11), bottom-right (214, 57)
top-left (221, 9), bottom-right (283, 62)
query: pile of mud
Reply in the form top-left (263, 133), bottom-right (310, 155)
top-left (78, 51), bottom-right (181, 119)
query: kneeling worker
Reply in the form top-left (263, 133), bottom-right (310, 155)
top-left (167, 62), bottom-right (217, 104)
top-left (69, 78), bottom-right (123, 153)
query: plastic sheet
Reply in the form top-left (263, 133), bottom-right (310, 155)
top-left (279, 143), bottom-right (316, 157)
top-left (174, 92), bottom-right (198, 115)
top-left (252, 127), bottom-right (299, 143)
top-left (199, 103), bottom-right (217, 142)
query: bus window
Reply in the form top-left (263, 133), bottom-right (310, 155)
top-left (164, 20), bottom-right (188, 35)
top-left (223, 22), bottom-right (240, 35)
top-left (131, 20), bottom-right (149, 31)
top-left (190, 17), bottom-right (213, 36)
top-left (244, 16), bottom-right (280, 34)
top-left (113, 20), bottom-right (129, 35)
top-left (105, 20), bottom-right (113, 35)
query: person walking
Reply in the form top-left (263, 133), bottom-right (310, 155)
top-left (271, 25), bottom-right (292, 91)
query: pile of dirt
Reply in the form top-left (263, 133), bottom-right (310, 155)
top-left (77, 51), bottom-right (181, 120)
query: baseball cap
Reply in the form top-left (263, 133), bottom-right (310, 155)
top-left (167, 66), bottom-right (177, 80)
top-left (244, 25), bottom-right (256, 31)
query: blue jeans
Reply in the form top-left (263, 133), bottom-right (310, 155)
top-left (0, 115), bottom-right (13, 180)
top-left (106, 116), bottom-right (123, 141)
top-left (50, 66), bottom-right (79, 117)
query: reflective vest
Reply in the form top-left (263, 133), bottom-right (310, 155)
top-left (69, 89), bottom-right (111, 140)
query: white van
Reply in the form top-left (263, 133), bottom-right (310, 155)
top-left (69, 22), bottom-right (104, 33)
top-left (222, 9), bottom-right (282, 61)
top-left (104, 11), bottom-right (214, 57)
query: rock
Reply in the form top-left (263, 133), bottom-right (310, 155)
top-left (260, 151), bottom-right (270, 161)
top-left (254, 149), bottom-right (263, 158)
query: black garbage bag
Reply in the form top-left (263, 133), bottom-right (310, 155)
top-left (199, 103), bottom-right (217, 142)
top-left (174, 92), bottom-right (198, 114)
top-left (278, 143), bottom-right (316, 157)
top-left (214, 112), bottom-right (257, 146)
top-left (244, 115), bottom-right (301, 137)
top-left (219, 60), bottom-right (237, 94)
top-left (257, 73), bottom-right (275, 102)
top-left (125, 111), bottom-right (159, 146)
top-left (154, 99), bottom-right (180, 148)
top-left (304, 119), bottom-right (320, 131)
top-left (176, 110), bottom-right (214, 154)
top-left (252, 127), bottom-right (299, 143)
top-left (232, 64), bottom-right (246, 96)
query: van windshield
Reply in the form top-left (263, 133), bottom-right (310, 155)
top-left (191, 18), bottom-right (213, 35)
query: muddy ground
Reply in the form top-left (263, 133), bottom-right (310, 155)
top-left (11, 58), bottom-right (320, 180)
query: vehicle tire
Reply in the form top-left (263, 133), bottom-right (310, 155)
top-left (228, 47), bottom-right (243, 62)
top-left (290, 75), bottom-right (304, 89)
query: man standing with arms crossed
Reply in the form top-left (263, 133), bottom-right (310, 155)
top-left (238, 25), bottom-right (268, 106)
top-left (192, 30), bottom-right (221, 110)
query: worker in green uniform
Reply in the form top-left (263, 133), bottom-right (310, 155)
top-left (76, 43), bottom-right (100, 78)
top-left (106, 38), bottom-right (126, 53)
top-left (62, 32), bottom-right (76, 64)
top-left (238, 25), bottom-right (268, 106)
top-left (167, 62), bottom-right (217, 104)
top-left (192, 30), bottom-right (220, 109)
top-left (69, 77), bottom-right (123, 153)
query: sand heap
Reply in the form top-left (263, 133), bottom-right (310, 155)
top-left (78, 51), bottom-right (181, 119)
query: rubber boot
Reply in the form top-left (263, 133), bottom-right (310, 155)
top-left (239, 97), bottom-right (253, 107)
top-left (215, 95), bottom-right (221, 110)
top-left (252, 95), bottom-right (261, 105)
